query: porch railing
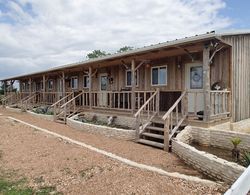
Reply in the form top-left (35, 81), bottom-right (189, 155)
top-left (162, 91), bottom-right (187, 151)
top-left (80, 90), bottom-right (156, 111)
top-left (210, 90), bottom-right (230, 117)
top-left (60, 91), bottom-right (85, 123)
top-left (51, 92), bottom-right (74, 121)
top-left (1, 92), bottom-right (20, 106)
top-left (187, 90), bottom-right (231, 119)
top-left (134, 89), bottom-right (160, 139)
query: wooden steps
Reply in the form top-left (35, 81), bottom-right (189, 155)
top-left (146, 125), bottom-right (164, 132)
top-left (141, 132), bottom-right (164, 139)
top-left (137, 139), bottom-right (164, 148)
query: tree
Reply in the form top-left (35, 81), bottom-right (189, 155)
top-left (86, 50), bottom-right (110, 59)
top-left (0, 81), bottom-right (7, 95)
top-left (117, 46), bottom-right (133, 53)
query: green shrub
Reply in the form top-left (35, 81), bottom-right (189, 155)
top-left (231, 137), bottom-right (242, 147)
top-left (242, 151), bottom-right (250, 167)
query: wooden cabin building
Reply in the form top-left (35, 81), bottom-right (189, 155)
top-left (1, 31), bottom-right (250, 150)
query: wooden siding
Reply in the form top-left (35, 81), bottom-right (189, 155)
top-left (223, 35), bottom-right (250, 122)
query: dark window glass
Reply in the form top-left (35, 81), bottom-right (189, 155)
top-left (152, 68), bottom-right (158, 85)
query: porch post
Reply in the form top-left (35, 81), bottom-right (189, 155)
top-left (19, 80), bottom-right (22, 101)
top-left (62, 71), bottom-right (65, 97)
top-left (43, 75), bottom-right (46, 103)
top-left (89, 66), bottom-right (92, 109)
top-left (131, 59), bottom-right (136, 113)
top-left (29, 78), bottom-right (32, 96)
top-left (203, 44), bottom-right (211, 122)
top-left (19, 80), bottom-right (22, 93)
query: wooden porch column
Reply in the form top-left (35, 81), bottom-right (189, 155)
top-left (89, 66), bottom-right (92, 109)
top-left (19, 80), bottom-right (22, 93)
top-left (131, 59), bottom-right (136, 113)
top-left (62, 71), bottom-right (65, 97)
top-left (29, 78), bottom-right (32, 96)
top-left (43, 75), bottom-right (46, 102)
top-left (203, 44), bottom-right (211, 122)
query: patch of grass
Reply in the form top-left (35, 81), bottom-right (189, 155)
top-left (36, 186), bottom-right (61, 195)
top-left (0, 170), bottom-right (62, 195)
top-left (0, 178), bottom-right (33, 195)
top-left (34, 176), bottom-right (45, 184)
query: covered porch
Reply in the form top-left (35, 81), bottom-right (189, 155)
top-left (1, 35), bottom-right (232, 151)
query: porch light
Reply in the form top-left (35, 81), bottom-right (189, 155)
top-left (146, 63), bottom-right (151, 68)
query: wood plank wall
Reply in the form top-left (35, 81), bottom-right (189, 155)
top-left (223, 35), bottom-right (250, 122)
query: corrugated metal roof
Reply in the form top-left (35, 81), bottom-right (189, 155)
top-left (2, 30), bottom-right (246, 81)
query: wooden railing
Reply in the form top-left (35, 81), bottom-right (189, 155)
top-left (1, 92), bottom-right (20, 106)
top-left (162, 91), bottom-right (187, 151)
top-left (210, 90), bottom-right (230, 117)
top-left (51, 92), bottom-right (74, 121)
top-left (59, 91), bottom-right (85, 123)
top-left (77, 90), bottom-right (155, 111)
top-left (21, 92), bottom-right (39, 110)
top-left (186, 90), bottom-right (204, 117)
top-left (186, 90), bottom-right (231, 119)
top-left (134, 89), bottom-right (160, 139)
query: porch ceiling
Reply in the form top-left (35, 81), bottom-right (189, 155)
top-left (2, 34), bottom-right (230, 81)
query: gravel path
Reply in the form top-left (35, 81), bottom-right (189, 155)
top-left (0, 108), bottom-right (226, 194)
top-left (0, 108), bottom-right (202, 177)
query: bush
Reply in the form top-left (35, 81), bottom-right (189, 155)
top-left (242, 151), bottom-right (250, 167)
top-left (231, 137), bottom-right (242, 147)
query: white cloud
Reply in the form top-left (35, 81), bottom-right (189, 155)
top-left (0, 0), bottom-right (231, 79)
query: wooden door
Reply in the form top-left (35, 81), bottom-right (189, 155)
top-left (99, 73), bottom-right (108, 107)
top-left (185, 63), bottom-right (204, 114)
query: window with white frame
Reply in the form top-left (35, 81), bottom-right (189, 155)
top-left (71, 76), bottom-right (78, 89)
top-left (125, 70), bottom-right (139, 87)
top-left (83, 75), bottom-right (89, 88)
top-left (48, 80), bottom-right (53, 90)
top-left (151, 66), bottom-right (167, 86)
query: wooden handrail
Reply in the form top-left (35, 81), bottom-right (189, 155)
top-left (134, 89), bottom-right (159, 118)
top-left (162, 91), bottom-right (186, 121)
top-left (60, 91), bottom-right (84, 108)
top-left (51, 92), bottom-right (73, 107)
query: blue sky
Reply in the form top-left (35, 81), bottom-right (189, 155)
top-left (221, 0), bottom-right (250, 29)
top-left (0, 0), bottom-right (249, 80)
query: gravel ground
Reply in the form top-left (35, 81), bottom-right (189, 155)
top-left (0, 108), bottom-right (202, 177)
top-left (0, 109), bottom-right (226, 194)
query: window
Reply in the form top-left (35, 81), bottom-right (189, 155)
top-left (71, 77), bottom-right (78, 89)
top-left (83, 75), bottom-right (89, 88)
top-left (48, 80), bottom-right (53, 90)
top-left (125, 70), bottom-right (139, 87)
top-left (151, 66), bottom-right (167, 86)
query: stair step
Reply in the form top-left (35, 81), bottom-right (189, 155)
top-left (55, 119), bottom-right (66, 124)
top-left (137, 139), bottom-right (164, 148)
top-left (146, 125), bottom-right (164, 132)
top-left (141, 132), bottom-right (164, 139)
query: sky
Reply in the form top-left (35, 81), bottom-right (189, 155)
top-left (0, 0), bottom-right (249, 80)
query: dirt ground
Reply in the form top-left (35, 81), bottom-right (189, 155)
top-left (0, 108), bottom-right (226, 194)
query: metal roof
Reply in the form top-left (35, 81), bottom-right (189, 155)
top-left (2, 30), bottom-right (247, 81)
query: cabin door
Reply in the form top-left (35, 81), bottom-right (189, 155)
top-left (185, 63), bottom-right (204, 114)
top-left (58, 79), bottom-right (63, 98)
top-left (99, 73), bottom-right (108, 107)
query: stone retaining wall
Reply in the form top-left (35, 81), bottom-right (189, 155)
top-left (79, 112), bottom-right (138, 129)
top-left (172, 126), bottom-right (247, 183)
top-left (26, 111), bottom-right (54, 121)
top-left (172, 139), bottom-right (245, 183)
top-left (191, 126), bottom-right (250, 151)
top-left (67, 116), bottom-right (136, 140)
